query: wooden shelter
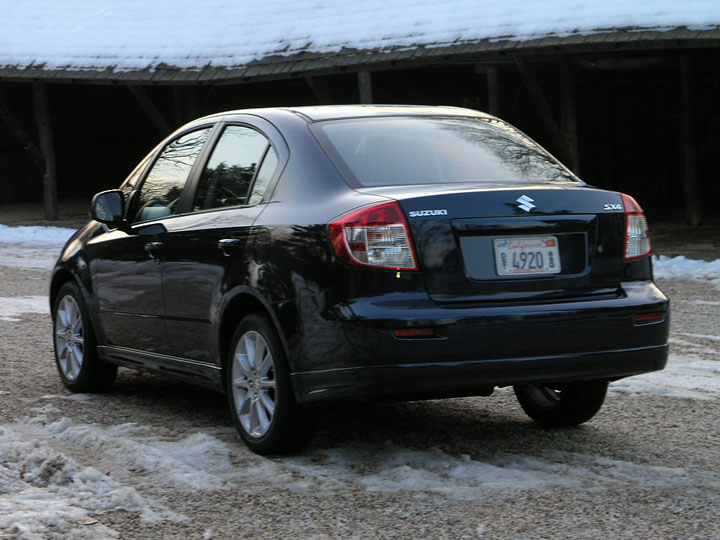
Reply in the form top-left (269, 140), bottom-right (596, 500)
top-left (1, 2), bottom-right (719, 224)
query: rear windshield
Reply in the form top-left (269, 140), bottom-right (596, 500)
top-left (313, 116), bottom-right (577, 187)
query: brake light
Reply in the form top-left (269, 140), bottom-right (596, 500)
top-left (621, 193), bottom-right (652, 261)
top-left (328, 201), bottom-right (418, 270)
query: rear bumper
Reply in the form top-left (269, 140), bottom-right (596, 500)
top-left (292, 344), bottom-right (668, 403)
top-left (290, 280), bottom-right (669, 403)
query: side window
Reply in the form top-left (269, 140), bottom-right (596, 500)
top-left (119, 153), bottom-right (152, 202)
top-left (248, 146), bottom-right (279, 205)
top-left (193, 125), bottom-right (269, 211)
top-left (132, 128), bottom-right (211, 222)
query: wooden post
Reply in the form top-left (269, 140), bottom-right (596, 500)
top-left (560, 57), bottom-right (580, 174)
top-left (32, 83), bottom-right (58, 221)
top-left (128, 85), bottom-right (172, 135)
top-left (358, 71), bottom-right (373, 104)
top-left (681, 56), bottom-right (701, 227)
top-left (487, 65), bottom-right (500, 116)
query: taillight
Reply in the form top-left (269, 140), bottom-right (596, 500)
top-left (328, 201), bottom-right (418, 270)
top-left (621, 193), bottom-right (652, 261)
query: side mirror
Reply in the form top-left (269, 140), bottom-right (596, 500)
top-left (91, 190), bottom-right (125, 226)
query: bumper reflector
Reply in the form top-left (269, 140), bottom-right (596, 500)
top-left (393, 328), bottom-right (437, 339)
top-left (635, 312), bottom-right (664, 324)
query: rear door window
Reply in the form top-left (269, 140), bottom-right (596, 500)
top-left (193, 125), bottom-right (270, 211)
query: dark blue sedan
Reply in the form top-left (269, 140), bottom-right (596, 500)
top-left (50, 106), bottom-right (669, 454)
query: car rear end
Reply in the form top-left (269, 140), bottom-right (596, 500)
top-left (291, 110), bottom-right (668, 403)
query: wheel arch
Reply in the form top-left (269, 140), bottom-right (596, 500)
top-left (50, 264), bottom-right (108, 343)
top-left (49, 268), bottom-right (78, 317)
top-left (216, 287), bottom-right (294, 377)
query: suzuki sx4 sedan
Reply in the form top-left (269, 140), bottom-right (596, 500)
top-left (50, 106), bottom-right (669, 454)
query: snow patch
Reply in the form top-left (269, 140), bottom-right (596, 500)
top-left (0, 245), bottom-right (64, 270)
top-left (34, 418), bottom-right (239, 492)
top-left (0, 224), bottom-right (77, 269)
top-left (0, 420), bottom-right (172, 539)
top-left (679, 332), bottom-right (720, 342)
top-left (41, 394), bottom-right (95, 402)
top-left (2, 408), bottom-right (719, 535)
top-left (610, 354), bottom-right (720, 401)
top-left (0, 296), bottom-right (49, 322)
top-left (7, 415), bottom-right (719, 511)
top-left (0, 224), bottom-right (77, 247)
top-left (653, 255), bottom-right (720, 281)
top-left (283, 445), bottom-right (720, 497)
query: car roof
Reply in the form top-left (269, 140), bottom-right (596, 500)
top-left (280, 105), bottom-right (491, 122)
top-left (198, 104), bottom-right (492, 124)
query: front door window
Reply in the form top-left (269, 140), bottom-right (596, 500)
top-left (133, 128), bottom-right (212, 222)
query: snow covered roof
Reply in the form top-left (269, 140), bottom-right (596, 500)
top-left (2, 0), bottom-right (720, 83)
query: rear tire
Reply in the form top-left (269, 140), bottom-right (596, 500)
top-left (226, 314), bottom-right (312, 454)
top-left (514, 380), bottom-right (608, 427)
top-left (52, 282), bottom-right (117, 392)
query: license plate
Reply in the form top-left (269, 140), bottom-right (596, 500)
top-left (493, 236), bottom-right (561, 276)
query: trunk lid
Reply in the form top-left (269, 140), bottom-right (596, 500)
top-left (359, 183), bottom-right (626, 303)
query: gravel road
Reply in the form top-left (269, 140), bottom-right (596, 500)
top-left (0, 248), bottom-right (718, 540)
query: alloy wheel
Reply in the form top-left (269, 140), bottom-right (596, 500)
top-left (54, 295), bottom-right (85, 381)
top-left (231, 330), bottom-right (277, 438)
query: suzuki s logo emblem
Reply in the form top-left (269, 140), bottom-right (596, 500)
top-left (516, 195), bottom-right (536, 212)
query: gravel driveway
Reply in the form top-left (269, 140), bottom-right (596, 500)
top-left (0, 241), bottom-right (718, 540)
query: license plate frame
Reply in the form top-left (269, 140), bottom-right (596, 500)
top-left (493, 236), bottom-right (561, 276)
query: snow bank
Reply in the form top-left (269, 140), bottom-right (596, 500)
top-left (28, 417), bottom-right (240, 493)
top-left (0, 417), bottom-right (168, 540)
top-left (0, 224), bottom-right (77, 247)
top-left (287, 445), bottom-right (720, 497)
top-left (1, 1), bottom-right (720, 72)
top-left (3, 412), bottom-right (718, 529)
top-left (0, 296), bottom-right (49, 322)
top-left (653, 255), bottom-right (720, 281)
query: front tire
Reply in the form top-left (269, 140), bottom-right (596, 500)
top-left (52, 282), bottom-right (117, 392)
top-left (514, 380), bottom-right (608, 427)
top-left (226, 314), bottom-right (311, 454)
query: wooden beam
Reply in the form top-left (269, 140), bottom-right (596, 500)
top-left (680, 56), bottom-right (701, 227)
top-left (0, 90), bottom-right (45, 171)
top-left (199, 86), bottom-right (216, 118)
top-left (487, 64), bottom-right (500, 116)
top-left (559, 57), bottom-right (580, 174)
top-left (304, 76), bottom-right (333, 104)
top-left (698, 75), bottom-right (720, 152)
top-left (183, 86), bottom-right (199, 120)
top-left (32, 82), bottom-right (58, 221)
top-left (358, 71), bottom-right (373, 104)
top-left (172, 86), bottom-right (185, 126)
top-left (514, 57), bottom-right (564, 150)
top-left (127, 85), bottom-right (171, 135)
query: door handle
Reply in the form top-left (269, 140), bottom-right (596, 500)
top-left (144, 241), bottom-right (164, 259)
top-left (218, 238), bottom-right (242, 256)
